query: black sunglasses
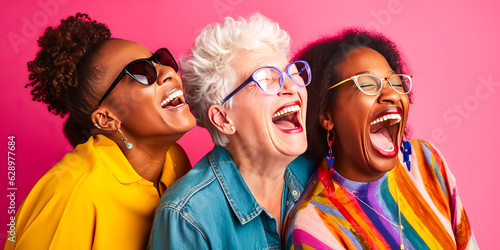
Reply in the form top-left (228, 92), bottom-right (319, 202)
top-left (97, 48), bottom-right (178, 107)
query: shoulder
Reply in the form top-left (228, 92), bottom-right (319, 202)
top-left (14, 146), bottom-right (104, 240)
top-left (156, 148), bottom-right (239, 228)
top-left (166, 143), bottom-right (192, 179)
top-left (410, 139), bottom-right (444, 161)
top-left (406, 139), bottom-right (449, 175)
top-left (287, 166), bottom-right (326, 221)
top-left (284, 167), bottom-right (329, 246)
top-left (158, 152), bottom-right (219, 213)
top-left (40, 151), bottom-right (101, 195)
top-left (288, 155), bottom-right (317, 187)
top-left (23, 141), bottom-right (115, 209)
top-left (403, 139), bottom-right (457, 196)
top-left (153, 156), bottom-right (228, 245)
top-left (167, 143), bottom-right (190, 163)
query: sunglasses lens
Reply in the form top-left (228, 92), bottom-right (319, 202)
top-left (126, 60), bottom-right (157, 85)
top-left (154, 49), bottom-right (178, 72)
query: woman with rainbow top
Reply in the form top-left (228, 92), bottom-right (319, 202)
top-left (284, 28), bottom-right (478, 250)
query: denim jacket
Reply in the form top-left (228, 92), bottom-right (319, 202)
top-left (148, 146), bottom-right (315, 250)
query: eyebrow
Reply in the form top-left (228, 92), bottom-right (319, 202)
top-left (354, 70), bottom-right (372, 75)
top-left (353, 70), bottom-right (397, 76)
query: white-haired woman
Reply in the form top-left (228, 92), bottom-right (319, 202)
top-left (148, 13), bottom-right (315, 249)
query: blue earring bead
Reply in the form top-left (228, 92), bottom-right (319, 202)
top-left (326, 153), bottom-right (335, 169)
top-left (121, 137), bottom-right (133, 149)
top-left (117, 128), bottom-right (133, 150)
top-left (400, 140), bottom-right (412, 171)
top-left (326, 129), bottom-right (335, 169)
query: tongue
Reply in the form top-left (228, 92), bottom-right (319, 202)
top-left (170, 98), bottom-right (182, 106)
top-left (273, 114), bottom-right (296, 130)
top-left (369, 127), bottom-right (393, 151)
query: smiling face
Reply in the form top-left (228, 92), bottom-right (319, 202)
top-left (326, 47), bottom-right (410, 181)
top-left (227, 46), bottom-right (308, 158)
top-left (96, 39), bottom-right (196, 144)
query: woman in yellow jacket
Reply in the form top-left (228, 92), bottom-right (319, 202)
top-left (5, 13), bottom-right (196, 250)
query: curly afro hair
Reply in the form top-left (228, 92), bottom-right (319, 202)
top-left (25, 13), bottom-right (111, 147)
top-left (295, 28), bottom-right (413, 163)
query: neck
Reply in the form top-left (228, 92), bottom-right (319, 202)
top-left (333, 153), bottom-right (387, 182)
top-left (117, 136), bottom-right (176, 183)
top-left (331, 169), bottom-right (389, 201)
top-left (225, 142), bottom-right (292, 183)
top-left (225, 142), bottom-right (291, 230)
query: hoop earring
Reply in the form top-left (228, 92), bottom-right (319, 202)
top-left (117, 128), bottom-right (133, 149)
top-left (94, 123), bottom-right (102, 129)
top-left (326, 129), bottom-right (335, 169)
top-left (400, 140), bottom-right (412, 171)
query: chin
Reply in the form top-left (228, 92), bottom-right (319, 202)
top-left (275, 134), bottom-right (307, 157)
top-left (366, 148), bottom-right (399, 173)
top-left (163, 112), bottom-right (196, 133)
top-left (181, 116), bottom-right (197, 132)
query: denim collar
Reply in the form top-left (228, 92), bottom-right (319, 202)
top-left (208, 146), bottom-right (303, 225)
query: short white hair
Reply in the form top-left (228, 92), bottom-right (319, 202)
top-left (180, 13), bottom-right (291, 146)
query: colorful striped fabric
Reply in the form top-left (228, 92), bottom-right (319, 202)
top-left (284, 140), bottom-right (478, 250)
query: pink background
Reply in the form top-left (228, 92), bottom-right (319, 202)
top-left (1, 0), bottom-right (498, 247)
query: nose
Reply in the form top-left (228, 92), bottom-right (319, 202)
top-left (377, 79), bottom-right (401, 104)
top-left (278, 74), bottom-right (299, 96)
top-left (155, 63), bottom-right (177, 86)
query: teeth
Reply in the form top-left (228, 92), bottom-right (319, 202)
top-left (273, 105), bottom-right (300, 119)
top-left (381, 143), bottom-right (395, 152)
top-left (161, 90), bottom-right (183, 107)
top-left (370, 113), bottom-right (401, 126)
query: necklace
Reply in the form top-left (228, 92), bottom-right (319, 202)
top-left (332, 177), bottom-right (405, 250)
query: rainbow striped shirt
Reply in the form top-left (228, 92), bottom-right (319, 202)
top-left (284, 140), bottom-right (478, 249)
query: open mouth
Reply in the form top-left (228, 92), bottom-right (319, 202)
top-left (160, 90), bottom-right (185, 109)
top-left (272, 102), bottom-right (303, 133)
top-left (369, 110), bottom-right (402, 157)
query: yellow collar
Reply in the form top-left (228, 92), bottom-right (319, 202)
top-left (79, 135), bottom-right (175, 191)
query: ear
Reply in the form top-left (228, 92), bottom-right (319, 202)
top-left (207, 104), bottom-right (235, 134)
top-left (319, 110), bottom-right (334, 131)
top-left (91, 107), bottom-right (122, 131)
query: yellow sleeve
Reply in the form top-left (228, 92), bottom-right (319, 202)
top-left (8, 169), bottom-right (97, 249)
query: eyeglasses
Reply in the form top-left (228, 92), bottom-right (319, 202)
top-left (221, 60), bottom-right (311, 104)
top-left (97, 48), bottom-right (178, 107)
top-left (328, 73), bottom-right (412, 95)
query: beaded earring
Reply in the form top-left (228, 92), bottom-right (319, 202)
top-left (117, 128), bottom-right (133, 149)
top-left (326, 130), bottom-right (335, 169)
top-left (400, 140), bottom-right (412, 171)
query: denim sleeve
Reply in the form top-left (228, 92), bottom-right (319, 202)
top-left (148, 206), bottom-right (209, 250)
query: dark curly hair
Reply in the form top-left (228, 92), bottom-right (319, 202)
top-left (295, 28), bottom-right (413, 164)
top-left (25, 13), bottom-right (111, 147)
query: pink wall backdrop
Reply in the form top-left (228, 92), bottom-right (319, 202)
top-left (1, 0), bottom-right (498, 247)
